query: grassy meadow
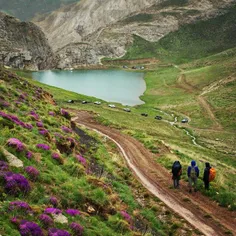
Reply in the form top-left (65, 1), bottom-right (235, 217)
top-left (1, 68), bottom-right (198, 235)
top-left (20, 46), bottom-right (236, 211)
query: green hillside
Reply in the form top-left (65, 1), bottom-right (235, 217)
top-left (0, 68), bottom-right (195, 235)
top-left (123, 6), bottom-right (236, 64)
top-left (0, 0), bottom-right (79, 21)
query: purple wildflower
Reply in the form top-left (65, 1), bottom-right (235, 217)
top-left (0, 99), bottom-right (10, 107)
top-left (29, 111), bottom-right (39, 120)
top-left (61, 126), bottom-right (72, 133)
top-left (7, 138), bottom-right (25, 151)
top-left (15, 100), bottom-right (22, 105)
top-left (4, 172), bottom-right (31, 195)
top-left (76, 155), bottom-right (86, 166)
top-left (69, 222), bottom-right (84, 235)
top-left (19, 220), bottom-right (43, 236)
top-left (39, 214), bottom-right (53, 228)
top-left (36, 143), bottom-right (50, 151)
top-left (26, 151), bottom-right (33, 159)
top-left (60, 109), bottom-right (71, 119)
top-left (25, 123), bottom-right (33, 130)
top-left (49, 196), bottom-right (58, 207)
top-left (9, 201), bottom-right (31, 212)
top-left (67, 137), bottom-right (76, 144)
top-left (54, 133), bottom-right (63, 141)
top-left (65, 209), bottom-right (80, 216)
top-left (44, 208), bottom-right (62, 215)
top-left (0, 160), bottom-right (8, 171)
top-left (19, 94), bottom-right (27, 100)
top-left (48, 228), bottom-right (71, 236)
top-left (11, 217), bottom-right (19, 224)
top-left (39, 128), bottom-right (49, 136)
top-left (120, 211), bottom-right (131, 223)
top-left (51, 153), bottom-right (60, 159)
top-left (36, 121), bottom-right (44, 128)
top-left (51, 153), bottom-right (63, 164)
top-left (0, 112), bottom-right (32, 130)
top-left (25, 166), bottom-right (39, 181)
top-left (49, 111), bottom-right (55, 116)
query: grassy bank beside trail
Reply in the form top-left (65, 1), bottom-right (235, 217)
top-left (19, 47), bottom-right (236, 211)
top-left (1, 68), bottom-right (197, 235)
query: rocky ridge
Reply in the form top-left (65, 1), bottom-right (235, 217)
top-left (34, 0), bottom-right (235, 68)
top-left (0, 12), bottom-right (55, 70)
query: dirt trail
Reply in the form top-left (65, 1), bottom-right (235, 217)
top-left (197, 96), bottom-right (222, 130)
top-left (71, 111), bottom-right (236, 236)
top-left (176, 72), bottom-right (223, 130)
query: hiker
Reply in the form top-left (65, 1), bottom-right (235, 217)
top-left (203, 162), bottom-right (211, 190)
top-left (172, 161), bottom-right (182, 188)
top-left (203, 162), bottom-right (216, 190)
top-left (187, 160), bottom-right (199, 193)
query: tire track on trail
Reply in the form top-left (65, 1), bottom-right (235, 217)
top-left (71, 111), bottom-right (236, 236)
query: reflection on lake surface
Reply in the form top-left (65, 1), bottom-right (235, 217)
top-left (32, 70), bottom-right (146, 106)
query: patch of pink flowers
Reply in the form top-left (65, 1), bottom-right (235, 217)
top-left (39, 214), bottom-right (53, 228)
top-left (4, 172), bottom-right (31, 195)
top-left (61, 126), bottom-right (72, 133)
top-left (51, 153), bottom-right (60, 160)
top-left (69, 222), bottom-right (84, 235)
top-left (0, 99), bottom-right (10, 107)
top-left (65, 209), bottom-right (81, 216)
top-left (36, 143), bottom-right (50, 151)
top-left (48, 228), bottom-right (70, 236)
top-left (49, 196), bottom-right (58, 207)
top-left (120, 211), bottom-right (132, 223)
top-left (49, 111), bottom-right (55, 116)
top-left (0, 111), bottom-right (33, 130)
top-left (7, 138), bottom-right (25, 151)
top-left (19, 220), bottom-right (43, 236)
top-left (60, 109), bottom-right (70, 119)
top-left (0, 160), bottom-right (8, 171)
top-left (36, 121), bottom-right (44, 128)
top-left (44, 208), bottom-right (62, 215)
top-left (25, 166), bottom-right (39, 181)
top-left (39, 128), bottom-right (49, 136)
top-left (76, 155), bottom-right (86, 166)
top-left (25, 151), bottom-right (33, 159)
top-left (29, 111), bottom-right (39, 120)
top-left (9, 201), bottom-right (31, 212)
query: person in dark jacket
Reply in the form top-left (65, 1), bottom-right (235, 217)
top-left (203, 162), bottom-right (211, 190)
top-left (187, 160), bottom-right (199, 193)
top-left (172, 161), bottom-right (182, 188)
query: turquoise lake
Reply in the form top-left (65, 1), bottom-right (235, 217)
top-left (32, 70), bottom-right (146, 106)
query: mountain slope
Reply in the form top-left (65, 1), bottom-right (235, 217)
top-left (33, 0), bottom-right (235, 68)
top-left (122, 5), bottom-right (236, 63)
top-left (0, 12), bottom-right (55, 70)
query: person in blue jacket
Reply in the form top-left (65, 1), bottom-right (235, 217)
top-left (187, 160), bottom-right (199, 193)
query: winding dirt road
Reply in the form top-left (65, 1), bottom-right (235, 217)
top-left (71, 110), bottom-right (236, 236)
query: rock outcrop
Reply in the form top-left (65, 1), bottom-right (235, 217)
top-left (34, 0), bottom-right (235, 68)
top-left (0, 12), bottom-right (55, 70)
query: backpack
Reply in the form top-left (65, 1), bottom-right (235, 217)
top-left (190, 167), bottom-right (197, 179)
top-left (209, 168), bottom-right (216, 182)
top-left (172, 162), bottom-right (181, 176)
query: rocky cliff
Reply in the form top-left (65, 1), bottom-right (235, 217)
top-left (0, 12), bottom-right (55, 70)
top-left (34, 0), bottom-right (235, 68)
